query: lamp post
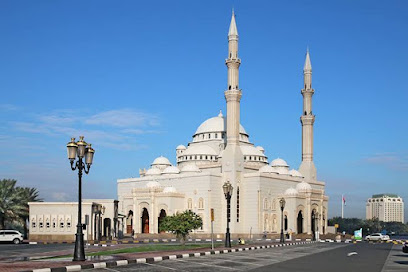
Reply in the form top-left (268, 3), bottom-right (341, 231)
top-left (279, 198), bottom-right (286, 244)
top-left (222, 181), bottom-right (233, 248)
top-left (67, 136), bottom-right (95, 261)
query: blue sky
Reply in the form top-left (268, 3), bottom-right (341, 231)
top-left (0, 0), bottom-right (407, 220)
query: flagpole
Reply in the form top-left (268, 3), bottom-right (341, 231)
top-left (341, 194), bottom-right (344, 219)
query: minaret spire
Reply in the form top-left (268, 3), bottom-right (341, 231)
top-left (222, 11), bottom-right (244, 233)
top-left (299, 49), bottom-right (317, 182)
top-left (225, 10), bottom-right (241, 145)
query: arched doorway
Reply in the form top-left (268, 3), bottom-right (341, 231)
top-left (127, 210), bottom-right (133, 234)
top-left (297, 211), bottom-right (303, 234)
top-left (284, 215), bottom-right (288, 231)
top-left (311, 209), bottom-right (316, 239)
top-left (103, 218), bottom-right (111, 239)
top-left (158, 209), bottom-right (166, 233)
top-left (141, 208), bottom-right (149, 233)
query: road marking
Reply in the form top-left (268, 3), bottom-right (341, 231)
top-left (145, 262), bottom-right (186, 271)
top-left (347, 252), bottom-right (358, 256)
top-left (102, 268), bottom-right (121, 272)
top-left (175, 259), bottom-right (238, 270)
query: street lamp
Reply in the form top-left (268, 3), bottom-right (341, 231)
top-left (67, 136), bottom-right (95, 261)
top-left (223, 181), bottom-right (233, 248)
top-left (279, 198), bottom-right (286, 244)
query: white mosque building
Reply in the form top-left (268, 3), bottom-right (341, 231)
top-left (117, 12), bottom-right (329, 238)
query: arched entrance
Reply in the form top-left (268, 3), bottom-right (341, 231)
top-left (127, 210), bottom-right (133, 234)
top-left (284, 215), bottom-right (288, 231)
top-left (158, 209), bottom-right (166, 233)
top-left (297, 211), bottom-right (303, 234)
top-left (103, 218), bottom-right (111, 239)
top-left (141, 208), bottom-right (149, 233)
top-left (311, 209), bottom-right (316, 239)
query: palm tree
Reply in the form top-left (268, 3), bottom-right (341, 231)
top-left (16, 186), bottom-right (42, 238)
top-left (0, 179), bottom-right (24, 229)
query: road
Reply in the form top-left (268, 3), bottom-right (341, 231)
top-left (90, 242), bottom-right (408, 272)
top-left (0, 243), bottom-right (74, 261)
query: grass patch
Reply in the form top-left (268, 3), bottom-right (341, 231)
top-left (88, 243), bottom-right (224, 257)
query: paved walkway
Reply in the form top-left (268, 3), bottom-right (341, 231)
top-left (382, 244), bottom-right (408, 272)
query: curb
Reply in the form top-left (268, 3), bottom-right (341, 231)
top-left (23, 241), bottom-right (314, 272)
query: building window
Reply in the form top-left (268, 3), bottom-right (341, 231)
top-left (60, 222), bottom-right (64, 228)
top-left (188, 198), bottom-right (193, 210)
top-left (46, 222), bottom-right (50, 228)
top-left (67, 222), bottom-right (71, 228)
top-left (208, 134), bottom-right (211, 139)
top-left (198, 198), bottom-right (204, 209)
top-left (264, 198), bottom-right (268, 210)
top-left (237, 187), bottom-right (240, 222)
top-left (39, 222), bottom-right (43, 228)
top-left (52, 222), bottom-right (56, 228)
top-left (215, 133), bottom-right (218, 138)
top-left (32, 222), bottom-right (36, 228)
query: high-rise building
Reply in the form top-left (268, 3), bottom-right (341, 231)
top-left (366, 194), bottom-right (404, 223)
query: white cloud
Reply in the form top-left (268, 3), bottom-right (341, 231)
top-left (9, 108), bottom-right (161, 151)
top-left (0, 104), bottom-right (20, 111)
top-left (51, 192), bottom-right (70, 201)
top-left (85, 109), bottom-right (159, 127)
top-left (363, 152), bottom-right (408, 171)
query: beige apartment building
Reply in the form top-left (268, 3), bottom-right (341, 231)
top-left (366, 194), bottom-right (404, 223)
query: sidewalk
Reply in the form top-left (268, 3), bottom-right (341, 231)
top-left (0, 241), bottom-right (314, 272)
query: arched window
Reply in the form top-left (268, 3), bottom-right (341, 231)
top-left (215, 133), bottom-right (218, 138)
top-left (188, 198), bottom-right (193, 210)
top-left (237, 187), bottom-right (240, 222)
top-left (198, 198), bottom-right (204, 209)
top-left (208, 134), bottom-right (211, 139)
top-left (264, 198), bottom-right (268, 210)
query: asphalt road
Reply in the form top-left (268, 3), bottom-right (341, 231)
top-left (90, 242), bottom-right (408, 272)
top-left (0, 243), bottom-right (75, 260)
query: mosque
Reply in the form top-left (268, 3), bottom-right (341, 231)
top-left (117, 12), bottom-right (328, 238)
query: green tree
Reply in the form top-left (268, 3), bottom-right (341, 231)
top-left (0, 179), bottom-right (24, 229)
top-left (0, 179), bottom-right (42, 233)
top-left (16, 186), bottom-right (42, 238)
top-left (159, 210), bottom-right (203, 245)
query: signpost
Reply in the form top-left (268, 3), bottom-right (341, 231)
top-left (210, 209), bottom-right (214, 250)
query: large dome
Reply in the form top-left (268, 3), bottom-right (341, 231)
top-left (271, 158), bottom-right (289, 167)
top-left (152, 156), bottom-right (171, 166)
top-left (162, 166), bottom-right (180, 175)
top-left (194, 112), bottom-right (247, 135)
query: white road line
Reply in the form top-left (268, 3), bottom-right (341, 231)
top-left (175, 259), bottom-right (239, 270)
top-left (102, 268), bottom-right (120, 272)
top-left (144, 262), bottom-right (187, 271)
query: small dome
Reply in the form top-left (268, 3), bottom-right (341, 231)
top-left (259, 165), bottom-right (275, 173)
top-left (146, 181), bottom-right (161, 188)
top-left (284, 187), bottom-right (298, 196)
top-left (176, 145), bottom-right (186, 150)
top-left (152, 156), bottom-right (171, 166)
top-left (181, 164), bottom-right (201, 173)
top-left (256, 146), bottom-right (265, 153)
top-left (275, 167), bottom-right (290, 175)
top-left (162, 166), bottom-right (180, 174)
top-left (289, 169), bottom-right (303, 177)
top-left (240, 145), bottom-right (266, 157)
top-left (145, 168), bottom-right (162, 176)
top-left (296, 181), bottom-right (312, 192)
top-left (163, 186), bottom-right (177, 193)
top-left (271, 158), bottom-right (289, 167)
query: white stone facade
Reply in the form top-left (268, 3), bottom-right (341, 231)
top-left (366, 194), bottom-right (404, 223)
top-left (28, 199), bottom-right (119, 241)
top-left (117, 12), bottom-right (329, 238)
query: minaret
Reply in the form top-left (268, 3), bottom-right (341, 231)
top-left (222, 11), bottom-right (244, 232)
top-left (299, 49), bottom-right (317, 182)
top-left (225, 10), bottom-right (242, 145)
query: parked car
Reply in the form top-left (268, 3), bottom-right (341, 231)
top-left (0, 230), bottom-right (24, 244)
top-left (365, 233), bottom-right (390, 241)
